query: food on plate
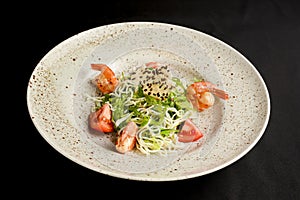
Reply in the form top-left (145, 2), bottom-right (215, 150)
top-left (116, 121), bottom-right (138, 153)
top-left (91, 63), bottom-right (119, 94)
top-left (186, 81), bottom-right (229, 111)
top-left (177, 119), bottom-right (203, 143)
top-left (88, 103), bottom-right (114, 133)
top-left (129, 61), bottom-right (173, 101)
top-left (87, 62), bottom-right (229, 155)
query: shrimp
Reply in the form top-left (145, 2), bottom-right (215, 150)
top-left (88, 103), bottom-right (114, 133)
top-left (91, 64), bottom-right (119, 94)
top-left (145, 61), bottom-right (159, 69)
top-left (115, 121), bottom-right (138, 154)
top-left (186, 81), bottom-right (229, 111)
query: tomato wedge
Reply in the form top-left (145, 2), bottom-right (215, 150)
top-left (88, 103), bottom-right (114, 133)
top-left (178, 119), bottom-right (203, 142)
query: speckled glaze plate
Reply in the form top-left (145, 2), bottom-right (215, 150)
top-left (27, 22), bottom-right (270, 181)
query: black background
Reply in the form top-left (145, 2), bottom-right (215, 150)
top-left (11, 0), bottom-right (300, 199)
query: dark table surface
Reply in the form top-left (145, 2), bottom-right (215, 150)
top-left (12, 0), bottom-right (300, 199)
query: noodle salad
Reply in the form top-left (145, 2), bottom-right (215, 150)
top-left (87, 62), bottom-right (229, 155)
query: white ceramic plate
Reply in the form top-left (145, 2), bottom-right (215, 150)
top-left (27, 22), bottom-right (270, 181)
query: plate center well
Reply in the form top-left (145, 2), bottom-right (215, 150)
top-left (73, 25), bottom-right (226, 173)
